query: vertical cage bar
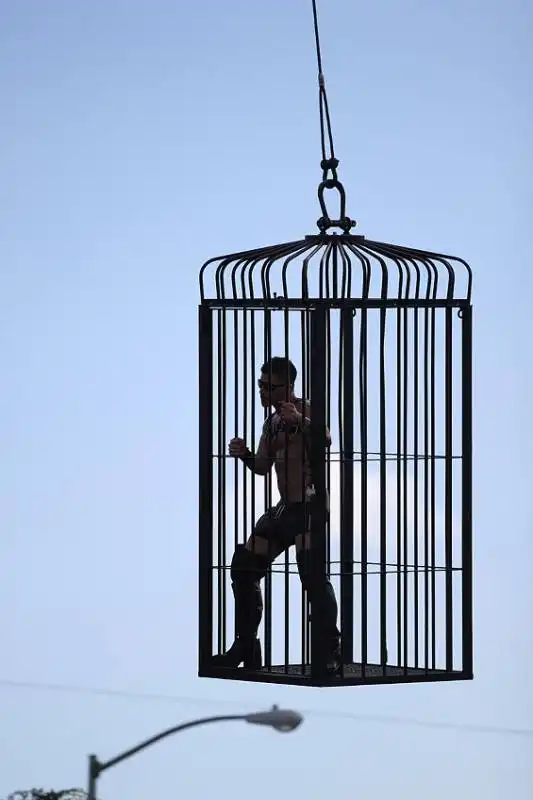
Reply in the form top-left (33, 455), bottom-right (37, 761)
top-left (423, 306), bottom-right (430, 671)
top-left (402, 305), bottom-right (409, 673)
top-left (413, 306), bottom-right (420, 669)
top-left (359, 305), bottom-right (369, 674)
top-left (217, 309), bottom-right (227, 653)
top-left (444, 306), bottom-right (454, 671)
top-left (325, 306), bottom-right (332, 632)
top-left (379, 307), bottom-right (388, 667)
top-left (302, 308), bottom-right (312, 671)
top-left (395, 303), bottom-right (402, 667)
top-left (310, 302), bottom-right (328, 681)
top-left (340, 308), bottom-right (354, 664)
top-left (250, 309), bottom-right (257, 588)
top-left (430, 307), bottom-right (437, 670)
top-left (242, 307), bottom-right (249, 584)
top-left (300, 309), bottom-right (308, 672)
top-left (461, 305), bottom-right (474, 677)
top-left (283, 306), bottom-right (291, 675)
top-left (263, 308), bottom-right (273, 670)
top-left (233, 307), bottom-right (241, 589)
top-left (198, 304), bottom-right (214, 670)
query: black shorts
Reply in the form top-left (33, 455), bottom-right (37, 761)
top-left (252, 497), bottom-right (327, 554)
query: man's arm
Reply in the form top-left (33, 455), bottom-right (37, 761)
top-left (299, 416), bottom-right (332, 446)
top-left (298, 402), bottom-right (332, 447)
top-left (241, 432), bottom-right (273, 475)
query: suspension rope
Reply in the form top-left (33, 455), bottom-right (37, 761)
top-left (310, 0), bottom-right (356, 234)
top-left (311, 0), bottom-right (336, 164)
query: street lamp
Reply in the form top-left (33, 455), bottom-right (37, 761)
top-left (87, 704), bottom-right (303, 800)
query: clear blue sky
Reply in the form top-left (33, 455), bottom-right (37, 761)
top-left (1, 0), bottom-right (532, 798)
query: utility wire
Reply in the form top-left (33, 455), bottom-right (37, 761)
top-left (1, 677), bottom-right (531, 739)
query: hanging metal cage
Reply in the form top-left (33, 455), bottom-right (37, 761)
top-left (197, 228), bottom-right (473, 688)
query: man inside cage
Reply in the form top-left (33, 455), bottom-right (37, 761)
top-left (212, 355), bottom-right (341, 675)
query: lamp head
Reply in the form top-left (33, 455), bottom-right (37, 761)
top-left (245, 705), bottom-right (303, 733)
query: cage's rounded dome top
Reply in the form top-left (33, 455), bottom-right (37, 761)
top-left (199, 234), bottom-right (472, 304)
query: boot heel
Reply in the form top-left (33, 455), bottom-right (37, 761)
top-left (243, 638), bottom-right (262, 669)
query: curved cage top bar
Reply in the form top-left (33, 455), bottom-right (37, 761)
top-left (199, 235), bottom-right (473, 305)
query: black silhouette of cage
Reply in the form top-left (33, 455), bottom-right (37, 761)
top-left (198, 234), bottom-right (473, 687)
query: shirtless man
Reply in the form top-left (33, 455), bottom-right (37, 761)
top-left (212, 356), bottom-right (341, 674)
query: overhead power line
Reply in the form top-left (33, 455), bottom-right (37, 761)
top-left (1, 677), bottom-right (531, 739)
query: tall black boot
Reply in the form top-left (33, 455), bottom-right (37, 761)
top-left (325, 592), bottom-right (342, 675)
top-left (316, 579), bottom-right (341, 675)
top-left (212, 545), bottom-right (266, 669)
top-left (297, 549), bottom-right (341, 675)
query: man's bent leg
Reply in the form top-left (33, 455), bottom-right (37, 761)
top-left (211, 545), bottom-right (269, 669)
top-left (212, 509), bottom-right (285, 669)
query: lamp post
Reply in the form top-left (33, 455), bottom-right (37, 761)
top-left (87, 704), bottom-right (303, 800)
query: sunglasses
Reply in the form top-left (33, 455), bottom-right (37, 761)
top-left (258, 379), bottom-right (286, 391)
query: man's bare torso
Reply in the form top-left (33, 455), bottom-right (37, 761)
top-left (264, 398), bottom-right (314, 504)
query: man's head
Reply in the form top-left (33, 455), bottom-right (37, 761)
top-left (258, 356), bottom-right (297, 408)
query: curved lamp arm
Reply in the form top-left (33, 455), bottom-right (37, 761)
top-left (87, 705), bottom-right (302, 800)
top-left (90, 714), bottom-right (244, 778)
